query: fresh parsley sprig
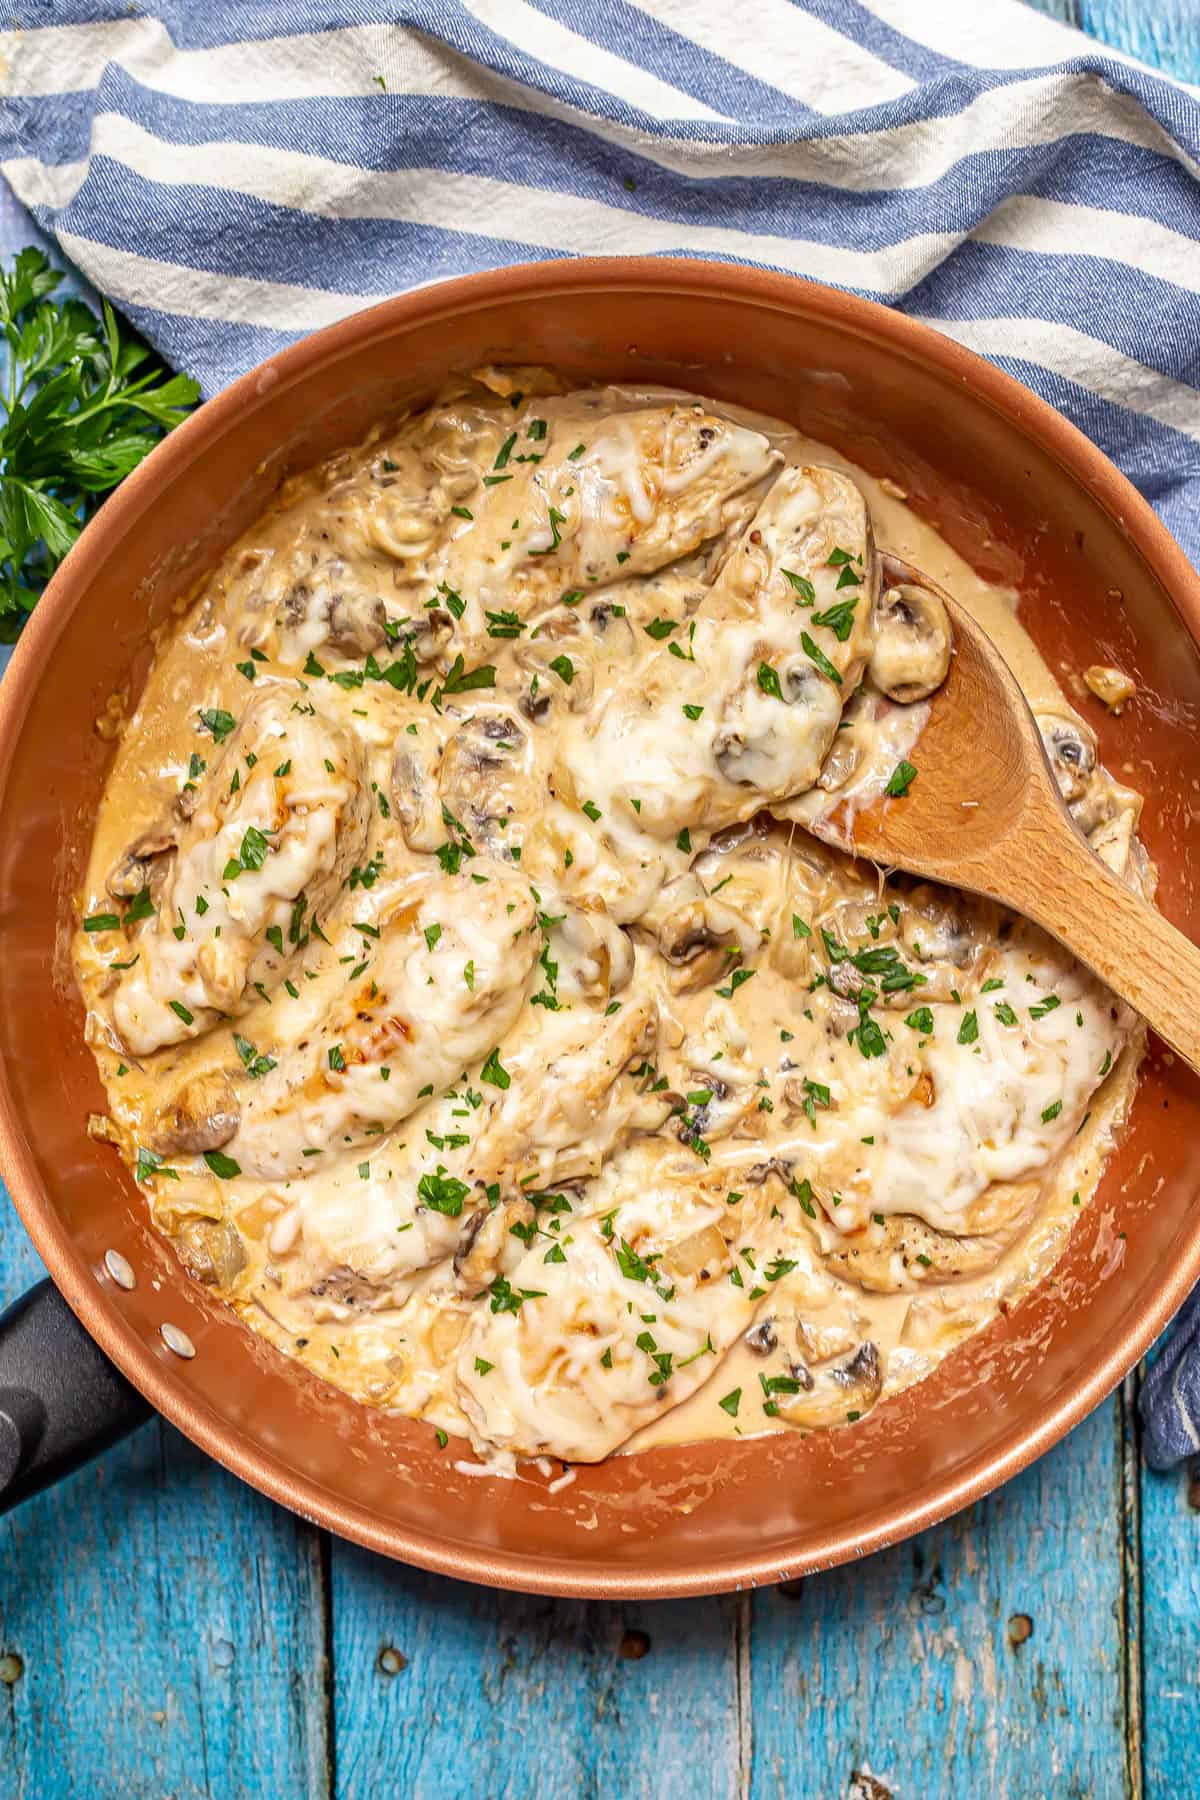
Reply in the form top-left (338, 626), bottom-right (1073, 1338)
top-left (0, 248), bottom-right (199, 634)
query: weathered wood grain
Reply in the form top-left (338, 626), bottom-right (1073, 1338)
top-left (0, 1192), bottom-right (330, 1800)
top-left (1081, 1), bottom-right (1200, 81)
top-left (330, 1547), bottom-right (745, 1800)
top-left (1030, 0), bottom-right (1083, 22)
top-left (1030, 0), bottom-right (1200, 82)
top-left (1133, 1369), bottom-right (1200, 1798)
top-left (748, 1399), bottom-right (1128, 1800)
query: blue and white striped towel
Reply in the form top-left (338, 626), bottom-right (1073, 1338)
top-left (2, 1), bottom-right (1200, 1462)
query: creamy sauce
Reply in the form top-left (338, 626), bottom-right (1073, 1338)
top-left (73, 371), bottom-right (1149, 1470)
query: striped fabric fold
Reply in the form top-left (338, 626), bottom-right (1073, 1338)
top-left (0, 2), bottom-right (1198, 561)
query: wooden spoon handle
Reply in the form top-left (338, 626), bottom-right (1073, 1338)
top-left (1000, 824), bottom-right (1200, 1077)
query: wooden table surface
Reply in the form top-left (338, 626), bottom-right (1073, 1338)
top-left (2, 3), bottom-right (1198, 1795)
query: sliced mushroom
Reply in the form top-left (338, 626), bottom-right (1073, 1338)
top-left (746, 1154), bottom-right (796, 1186)
top-left (453, 1197), bottom-right (536, 1299)
top-left (152, 1071), bottom-right (240, 1154)
top-left (745, 1319), bottom-right (778, 1355)
top-left (519, 685), bottom-right (553, 725)
top-left (279, 571), bottom-right (389, 658)
top-left (1036, 710), bottom-right (1117, 833)
top-left (408, 610), bottom-right (456, 665)
top-left (869, 575), bottom-right (951, 704)
top-left (1038, 711), bottom-right (1097, 806)
top-left (327, 590), bottom-right (387, 655)
top-left (175, 1218), bottom-right (247, 1288)
top-left (437, 711), bottom-right (538, 850)
top-left (515, 640), bottom-right (595, 713)
top-left (776, 1340), bottom-right (882, 1429)
top-left (366, 492), bottom-right (450, 564)
top-left (107, 826), bottom-right (176, 900)
top-left (1088, 803), bottom-right (1141, 885)
top-left (816, 732), bottom-right (861, 793)
top-left (390, 739), bottom-right (443, 852)
top-left (639, 874), bottom-right (759, 994)
top-left (555, 904), bottom-right (634, 1002)
top-left (587, 600), bottom-right (638, 648)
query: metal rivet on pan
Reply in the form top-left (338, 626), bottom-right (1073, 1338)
top-left (103, 1249), bottom-right (136, 1290)
top-left (160, 1322), bottom-right (196, 1359)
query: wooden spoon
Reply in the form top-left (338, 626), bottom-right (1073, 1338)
top-left (809, 554), bottom-right (1200, 1077)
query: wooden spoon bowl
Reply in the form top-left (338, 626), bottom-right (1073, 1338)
top-left (818, 558), bottom-right (1200, 1076)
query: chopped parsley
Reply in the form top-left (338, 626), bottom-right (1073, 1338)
top-left (441, 656), bottom-right (496, 696)
top-left (810, 598), bottom-right (857, 641)
top-left (417, 1168), bottom-right (470, 1216)
top-left (135, 1146), bottom-right (178, 1183)
top-left (488, 1275), bottom-right (546, 1314)
top-left (800, 632), bottom-right (842, 684)
top-left (884, 760), bottom-right (918, 798)
top-left (199, 707), bottom-right (236, 743)
top-left (234, 1033), bottom-right (276, 1078)
top-left (756, 661), bottom-right (784, 701)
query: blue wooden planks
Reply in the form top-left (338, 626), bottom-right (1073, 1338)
top-left (0, 1193), bottom-right (330, 1800)
top-left (1029, 0), bottom-right (1200, 80)
top-left (1081, 1), bottom-right (1200, 82)
top-left (330, 1546), bottom-right (745, 1800)
top-left (322, 1406), bottom-right (1131, 1799)
top-left (1133, 1370), bottom-right (1200, 1796)
top-left (749, 1399), bottom-right (1129, 1800)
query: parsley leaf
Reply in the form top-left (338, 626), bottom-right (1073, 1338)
top-left (756, 661), bottom-right (784, 701)
top-left (782, 569), bottom-right (815, 604)
top-left (800, 632), bottom-right (842, 685)
top-left (480, 1047), bottom-right (510, 1089)
top-left (0, 249), bottom-right (198, 635)
top-left (885, 760), bottom-right (918, 798)
top-left (417, 1168), bottom-right (470, 1216)
top-left (440, 655), bottom-right (496, 696)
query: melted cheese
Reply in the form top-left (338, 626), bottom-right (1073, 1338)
top-left (73, 373), bottom-right (1148, 1469)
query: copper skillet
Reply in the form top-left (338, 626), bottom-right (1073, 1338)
top-left (0, 257), bottom-right (1198, 1600)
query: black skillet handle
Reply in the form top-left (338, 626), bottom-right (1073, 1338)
top-left (0, 1279), bottom-right (152, 1512)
